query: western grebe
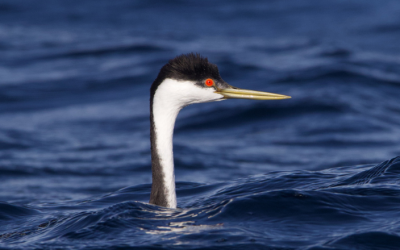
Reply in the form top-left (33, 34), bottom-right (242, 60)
top-left (149, 53), bottom-right (290, 208)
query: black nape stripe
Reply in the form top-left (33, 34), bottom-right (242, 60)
top-left (149, 104), bottom-right (169, 207)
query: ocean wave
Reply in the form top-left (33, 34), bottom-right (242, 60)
top-left (2, 157), bottom-right (400, 248)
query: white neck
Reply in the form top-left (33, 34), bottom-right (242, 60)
top-left (152, 89), bottom-right (179, 208)
top-left (150, 78), bottom-right (224, 208)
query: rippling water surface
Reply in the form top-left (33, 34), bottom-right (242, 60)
top-left (1, 0), bottom-right (400, 249)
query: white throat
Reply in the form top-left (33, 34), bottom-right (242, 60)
top-left (151, 78), bottom-right (223, 208)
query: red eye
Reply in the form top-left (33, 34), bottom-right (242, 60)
top-left (205, 79), bottom-right (214, 87)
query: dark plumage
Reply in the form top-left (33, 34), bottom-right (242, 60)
top-left (150, 53), bottom-right (230, 100)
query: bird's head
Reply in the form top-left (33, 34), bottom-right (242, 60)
top-left (150, 53), bottom-right (290, 110)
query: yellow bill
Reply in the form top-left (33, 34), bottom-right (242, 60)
top-left (216, 87), bottom-right (291, 100)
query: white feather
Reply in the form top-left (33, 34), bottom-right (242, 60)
top-left (152, 79), bottom-right (223, 208)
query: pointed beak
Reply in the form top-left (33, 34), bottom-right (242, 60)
top-left (215, 86), bottom-right (291, 100)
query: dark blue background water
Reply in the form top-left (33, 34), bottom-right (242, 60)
top-left (1, 0), bottom-right (400, 249)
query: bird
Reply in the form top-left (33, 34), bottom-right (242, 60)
top-left (149, 53), bottom-right (290, 208)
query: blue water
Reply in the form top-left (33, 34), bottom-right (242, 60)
top-left (1, 0), bottom-right (400, 249)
